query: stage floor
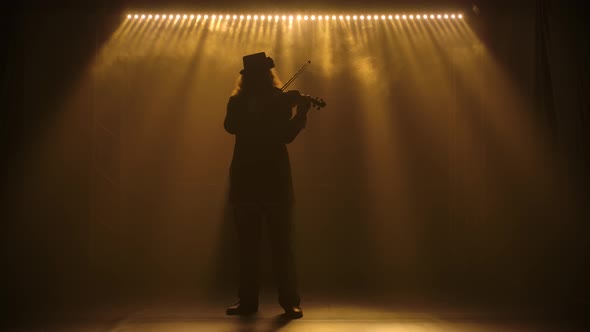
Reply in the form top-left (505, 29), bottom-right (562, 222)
top-left (7, 294), bottom-right (586, 332)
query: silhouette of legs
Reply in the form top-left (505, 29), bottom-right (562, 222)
top-left (234, 204), bottom-right (262, 306)
top-left (232, 202), bottom-right (300, 312)
top-left (265, 203), bottom-right (300, 309)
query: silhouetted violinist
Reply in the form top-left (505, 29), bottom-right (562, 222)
top-left (224, 52), bottom-right (325, 319)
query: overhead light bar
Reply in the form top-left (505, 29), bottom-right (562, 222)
top-left (125, 13), bottom-right (464, 21)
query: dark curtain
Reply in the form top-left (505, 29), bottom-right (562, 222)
top-left (533, 0), bottom-right (590, 311)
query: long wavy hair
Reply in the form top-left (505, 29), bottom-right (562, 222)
top-left (231, 68), bottom-right (283, 97)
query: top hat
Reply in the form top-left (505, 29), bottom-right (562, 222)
top-left (240, 52), bottom-right (275, 74)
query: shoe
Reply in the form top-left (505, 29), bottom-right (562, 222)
top-left (283, 306), bottom-right (303, 319)
top-left (226, 302), bottom-right (258, 316)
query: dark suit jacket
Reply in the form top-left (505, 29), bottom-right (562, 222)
top-left (224, 87), bottom-right (307, 207)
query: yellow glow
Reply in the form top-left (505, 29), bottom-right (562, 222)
top-left (182, 14), bottom-right (187, 19)
top-left (97, 10), bottom-right (556, 290)
top-left (416, 14), bottom-right (421, 19)
top-left (367, 15), bottom-right (372, 20)
top-left (360, 15), bottom-right (364, 20)
top-left (175, 14), bottom-right (180, 19)
top-left (311, 15), bottom-right (315, 20)
top-left (247, 15), bottom-right (251, 20)
top-left (318, 15), bottom-right (322, 20)
top-left (325, 15), bottom-right (330, 20)
top-left (339, 15), bottom-right (343, 20)
top-left (395, 15), bottom-right (400, 19)
top-left (304, 15), bottom-right (308, 20)
top-left (189, 15), bottom-right (194, 19)
top-left (451, 14), bottom-right (456, 19)
top-left (374, 15), bottom-right (378, 19)
top-left (91, 14), bottom-right (560, 293)
top-left (459, 14), bottom-right (463, 19)
top-left (253, 15), bottom-right (258, 20)
top-left (381, 15), bottom-right (386, 19)
top-left (402, 15), bottom-right (407, 19)
top-left (261, 15), bottom-right (265, 20)
top-left (141, 14), bottom-right (145, 19)
top-left (297, 15), bottom-right (301, 20)
top-left (289, 15), bottom-right (293, 20)
top-left (444, 14), bottom-right (449, 19)
top-left (423, 14), bottom-right (428, 19)
top-left (346, 15), bottom-right (350, 20)
top-left (127, 14), bottom-right (131, 19)
top-left (409, 15), bottom-right (414, 19)
top-left (197, 14), bottom-right (201, 19)
top-left (353, 15), bottom-right (357, 20)
top-left (212, 15), bottom-right (217, 19)
top-left (437, 14), bottom-right (442, 19)
top-left (156, 14), bottom-right (160, 19)
top-left (162, 14), bottom-right (166, 19)
top-left (332, 15), bottom-right (336, 20)
top-left (239, 15), bottom-right (244, 19)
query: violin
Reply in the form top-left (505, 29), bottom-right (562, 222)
top-left (280, 60), bottom-right (327, 111)
top-left (281, 90), bottom-right (327, 110)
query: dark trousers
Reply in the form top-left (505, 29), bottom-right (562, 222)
top-left (233, 202), bottom-right (300, 309)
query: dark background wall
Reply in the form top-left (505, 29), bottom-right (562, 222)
top-left (2, 0), bottom-right (588, 325)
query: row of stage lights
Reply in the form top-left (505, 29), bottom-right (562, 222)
top-left (126, 13), bottom-right (464, 21)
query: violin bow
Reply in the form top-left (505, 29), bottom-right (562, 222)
top-left (281, 60), bottom-right (311, 91)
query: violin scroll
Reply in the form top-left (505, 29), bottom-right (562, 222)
top-left (308, 96), bottom-right (326, 110)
